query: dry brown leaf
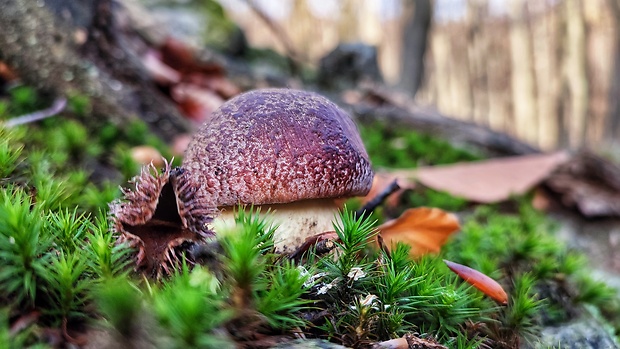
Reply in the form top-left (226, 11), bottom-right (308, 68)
top-left (130, 146), bottom-right (163, 167)
top-left (377, 207), bottom-right (460, 257)
top-left (392, 152), bottom-right (569, 203)
top-left (0, 61), bottom-right (18, 82)
top-left (160, 37), bottom-right (224, 75)
top-left (171, 133), bottom-right (192, 156)
top-left (142, 49), bottom-right (181, 85)
top-left (185, 73), bottom-right (241, 99)
top-left (171, 83), bottom-right (225, 123)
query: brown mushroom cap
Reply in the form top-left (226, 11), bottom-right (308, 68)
top-left (182, 88), bottom-right (373, 206)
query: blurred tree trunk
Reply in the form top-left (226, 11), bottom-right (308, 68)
top-left (509, 0), bottom-right (538, 145)
top-left (466, 0), bottom-right (490, 126)
top-left (0, 0), bottom-right (190, 140)
top-left (399, 0), bottom-right (432, 97)
top-left (338, 0), bottom-right (358, 42)
top-left (532, 4), bottom-right (561, 149)
top-left (562, 0), bottom-right (589, 148)
top-left (606, 0), bottom-right (620, 144)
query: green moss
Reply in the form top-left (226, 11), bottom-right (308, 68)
top-left (359, 121), bottom-right (481, 169)
top-left (443, 200), bottom-right (620, 345)
top-left (1, 85), bottom-right (618, 348)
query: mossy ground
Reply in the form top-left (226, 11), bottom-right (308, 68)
top-left (0, 87), bottom-right (618, 348)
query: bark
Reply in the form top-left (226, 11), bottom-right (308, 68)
top-left (606, 0), bottom-right (620, 144)
top-left (532, 5), bottom-right (561, 150)
top-left (0, 0), bottom-right (191, 141)
top-left (399, 0), bottom-right (433, 97)
top-left (466, 1), bottom-right (490, 126)
top-left (509, 0), bottom-right (538, 145)
top-left (562, 0), bottom-right (589, 147)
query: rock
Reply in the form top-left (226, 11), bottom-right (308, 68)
top-left (272, 339), bottom-right (348, 349)
top-left (525, 318), bottom-right (619, 349)
top-left (318, 43), bottom-right (383, 90)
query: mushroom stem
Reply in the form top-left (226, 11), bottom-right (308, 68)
top-left (211, 198), bottom-right (341, 253)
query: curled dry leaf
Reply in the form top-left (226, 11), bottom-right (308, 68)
top-left (0, 61), bottom-right (18, 82)
top-left (377, 207), bottom-right (460, 257)
top-left (185, 72), bottom-right (241, 99)
top-left (171, 83), bottom-right (226, 123)
top-left (289, 231), bottom-right (340, 261)
top-left (444, 259), bottom-right (508, 305)
top-left (142, 49), bottom-right (181, 85)
top-left (545, 151), bottom-right (620, 217)
top-left (160, 37), bottom-right (224, 75)
top-left (130, 145), bottom-right (163, 167)
top-left (171, 133), bottom-right (192, 156)
top-left (392, 152), bottom-right (569, 203)
top-left (373, 333), bottom-right (448, 349)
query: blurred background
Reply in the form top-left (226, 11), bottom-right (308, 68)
top-left (150, 0), bottom-right (619, 153)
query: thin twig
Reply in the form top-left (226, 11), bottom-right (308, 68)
top-left (355, 179), bottom-right (401, 219)
top-left (4, 97), bottom-right (67, 128)
top-left (243, 0), bottom-right (304, 74)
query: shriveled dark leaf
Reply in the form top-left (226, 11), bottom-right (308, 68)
top-left (545, 151), bottom-right (620, 217)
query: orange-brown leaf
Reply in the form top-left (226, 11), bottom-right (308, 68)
top-left (444, 259), bottom-right (508, 305)
top-left (377, 207), bottom-right (460, 257)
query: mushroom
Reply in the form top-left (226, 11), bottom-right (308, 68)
top-left (182, 88), bottom-right (374, 252)
top-left (110, 88), bottom-right (373, 275)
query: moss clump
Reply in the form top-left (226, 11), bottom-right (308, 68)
top-left (443, 202), bottom-right (620, 346)
top-left (359, 121), bottom-right (482, 169)
top-left (1, 85), bottom-right (618, 348)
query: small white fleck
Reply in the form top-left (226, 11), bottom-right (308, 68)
top-left (108, 79), bottom-right (122, 91)
top-left (9, 236), bottom-right (15, 244)
top-left (62, 71), bottom-right (74, 82)
top-left (317, 276), bottom-right (341, 295)
top-left (359, 294), bottom-right (378, 307)
top-left (347, 267), bottom-right (366, 281)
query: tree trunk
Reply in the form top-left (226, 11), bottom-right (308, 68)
top-left (562, 0), bottom-right (589, 148)
top-left (398, 0), bottom-right (432, 97)
top-left (0, 0), bottom-right (190, 141)
top-left (606, 0), bottom-right (620, 145)
top-left (509, 0), bottom-right (538, 145)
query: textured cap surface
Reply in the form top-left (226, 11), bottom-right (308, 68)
top-left (182, 88), bottom-right (374, 206)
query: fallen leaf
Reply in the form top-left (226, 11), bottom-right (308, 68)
top-left (392, 152), bottom-right (569, 203)
top-left (171, 133), bottom-right (192, 156)
top-left (160, 37), bottom-right (197, 73)
top-left (0, 61), bottom-right (18, 82)
top-left (289, 231), bottom-right (339, 261)
top-left (10, 311), bottom-right (40, 336)
top-left (185, 73), bottom-right (241, 99)
top-left (160, 37), bottom-right (224, 75)
top-left (444, 259), bottom-right (508, 305)
top-left (130, 146), bottom-right (163, 167)
top-left (377, 207), bottom-right (460, 257)
top-left (171, 83), bottom-right (225, 122)
top-left (373, 333), bottom-right (448, 349)
top-left (142, 49), bottom-right (181, 85)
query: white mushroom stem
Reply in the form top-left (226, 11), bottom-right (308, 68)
top-left (210, 198), bottom-right (342, 253)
